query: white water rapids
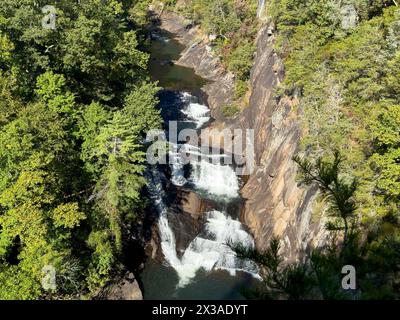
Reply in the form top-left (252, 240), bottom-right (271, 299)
top-left (181, 92), bottom-right (210, 129)
top-left (147, 92), bottom-right (259, 287)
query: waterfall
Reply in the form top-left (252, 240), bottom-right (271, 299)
top-left (169, 141), bottom-right (235, 194)
top-left (147, 168), bottom-right (258, 288)
top-left (146, 90), bottom-right (258, 288)
top-left (169, 143), bottom-right (187, 187)
top-left (146, 168), bottom-right (259, 284)
top-left (177, 210), bottom-right (259, 287)
top-left (168, 92), bottom-right (211, 187)
top-left (146, 167), bottom-right (181, 267)
top-left (190, 160), bottom-right (240, 199)
top-left (181, 92), bottom-right (210, 128)
top-left (257, 0), bottom-right (266, 18)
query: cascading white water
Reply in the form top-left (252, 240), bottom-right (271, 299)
top-left (181, 102), bottom-right (210, 128)
top-left (146, 168), bottom-right (181, 266)
top-left (169, 143), bottom-right (187, 187)
top-left (147, 163), bottom-right (258, 288)
top-left (177, 210), bottom-right (259, 287)
top-left (168, 92), bottom-right (210, 187)
top-left (170, 145), bottom-right (239, 200)
top-left (146, 172), bottom-right (259, 287)
top-left (190, 160), bottom-right (240, 199)
top-left (147, 90), bottom-right (258, 288)
top-left (180, 92), bottom-right (210, 128)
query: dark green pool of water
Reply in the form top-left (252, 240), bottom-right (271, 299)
top-left (141, 260), bottom-right (258, 300)
top-left (148, 30), bottom-right (209, 95)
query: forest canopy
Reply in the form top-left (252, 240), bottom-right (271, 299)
top-left (0, 0), bottom-right (160, 299)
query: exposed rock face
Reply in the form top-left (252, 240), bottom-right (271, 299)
top-left (178, 189), bottom-right (208, 219)
top-left (146, 188), bottom-right (207, 261)
top-left (239, 27), bottom-right (328, 261)
top-left (106, 273), bottom-right (143, 300)
top-left (157, 10), bottom-right (328, 262)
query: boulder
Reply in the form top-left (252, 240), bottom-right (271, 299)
top-left (106, 273), bottom-right (143, 300)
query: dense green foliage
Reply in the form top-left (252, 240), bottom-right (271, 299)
top-left (269, 0), bottom-right (399, 223)
top-left (294, 152), bottom-right (359, 245)
top-left (220, 103), bottom-right (240, 117)
top-left (0, 0), bottom-right (161, 299)
top-left (233, 152), bottom-right (400, 299)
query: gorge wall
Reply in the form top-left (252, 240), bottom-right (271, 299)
top-left (239, 26), bottom-right (327, 261)
top-left (156, 9), bottom-right (328, 262)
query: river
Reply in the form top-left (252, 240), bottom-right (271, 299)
top-left (139, 27), bottom-right (260, 300)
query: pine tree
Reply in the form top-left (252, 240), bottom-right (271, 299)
top-left (293, 151), bottom-right (358, 246)
top-left (90, 111), bottom-right (146, 251)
